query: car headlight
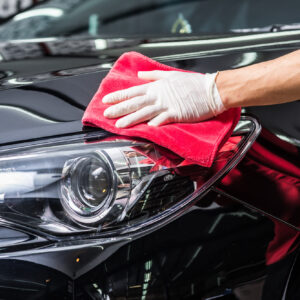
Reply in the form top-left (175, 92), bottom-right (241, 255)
top-left (61, 151), bottom-right (118, 225)
top-left (0, 116), bottom-right (260, 239)
top-left (0, 135), bottom-right (195, 235)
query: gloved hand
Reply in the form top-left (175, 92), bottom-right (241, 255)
top-left (102, 70), bottom-right (226, 128)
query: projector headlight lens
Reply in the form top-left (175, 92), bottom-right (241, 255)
top-left (61, 152), bottom-right (115, 224)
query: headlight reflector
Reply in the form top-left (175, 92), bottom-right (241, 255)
top-left (61, 152), bottom-right (115, 224)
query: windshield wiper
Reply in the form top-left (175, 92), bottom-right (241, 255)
top-left (232, 23), bottom-right (300, 33)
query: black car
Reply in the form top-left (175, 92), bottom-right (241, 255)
top-left (0, 0), bottom-right (299, 299)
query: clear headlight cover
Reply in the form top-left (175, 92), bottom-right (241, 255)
top-left (0, 136), bottom-right (196, 235)
top-left (0, 116), bottom-right (260, 237)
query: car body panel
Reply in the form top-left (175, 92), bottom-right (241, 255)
top-left (0, 31), bottom-right (299, 144)
top-left (0, 29), bottom-right (298, 299)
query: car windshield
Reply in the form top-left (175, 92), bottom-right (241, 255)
top-left (0, 0), bottom-right (300, 40)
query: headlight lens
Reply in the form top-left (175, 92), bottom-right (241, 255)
top-left (61, 152), bottom-right (115, 224)
top-left (0, 136), bottom-right (197, 235)
top-left (0, 117), bottom-right (259, 238)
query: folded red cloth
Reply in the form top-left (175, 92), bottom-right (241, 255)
top-left (82, 51), bottom-right (241, 167)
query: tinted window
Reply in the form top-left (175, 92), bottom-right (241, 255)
top-left (0, 0), bottom-right (300, 39)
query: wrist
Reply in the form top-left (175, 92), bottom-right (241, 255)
top-left (205, 72), bottom-right (226, 115)
top-left (215, 70), bottom-right (233, 109)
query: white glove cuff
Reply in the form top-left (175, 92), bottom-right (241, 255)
top-left (205, 72), bottom-right (226, 116)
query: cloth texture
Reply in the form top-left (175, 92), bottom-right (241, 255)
top-left (82, 51), bottom-right (240, 167)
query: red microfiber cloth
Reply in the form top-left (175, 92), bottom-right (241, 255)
top-left (82, 51), bottom-right (241, 167)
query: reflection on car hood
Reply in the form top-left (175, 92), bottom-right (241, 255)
top-left (0, 31), bottom-right (299, 145)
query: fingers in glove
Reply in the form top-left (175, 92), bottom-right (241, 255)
top-left (115, 105), bottom-right (161, 128)
top-left (147, 111), bottom-right (172, 127)
top-left (102, 83), bottom-right (149, 104)
top-left (104, 95), bottom-right (153, 118)
top-left (138, 70), bottom-right (178, 81)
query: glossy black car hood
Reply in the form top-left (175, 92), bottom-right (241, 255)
top-left (0, 71), bottom-right (105, 146)
top-left (0, 33), bottom-right (299, 300)
top-left (0, 31), bottom-right (300, 145)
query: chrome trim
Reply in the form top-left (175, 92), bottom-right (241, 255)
top-left (274, 132), bottom-right (300, 147)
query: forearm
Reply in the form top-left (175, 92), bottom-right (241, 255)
top-left (216, 50), bottom-right (300, 109)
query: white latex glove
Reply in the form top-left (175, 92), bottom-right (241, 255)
top-left (102, 70), bottom-right (225, 128)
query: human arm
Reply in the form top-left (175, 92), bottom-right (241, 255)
top-left (217, 49), bottom-right (300, 108)
top-left (103, 50), bottom-right (300, 128)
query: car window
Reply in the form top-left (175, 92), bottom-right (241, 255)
top-left (0, 0), bottom-right (300, 40)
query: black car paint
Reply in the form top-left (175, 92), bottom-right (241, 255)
top-left (0, 32), bottom-right (298, 299)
